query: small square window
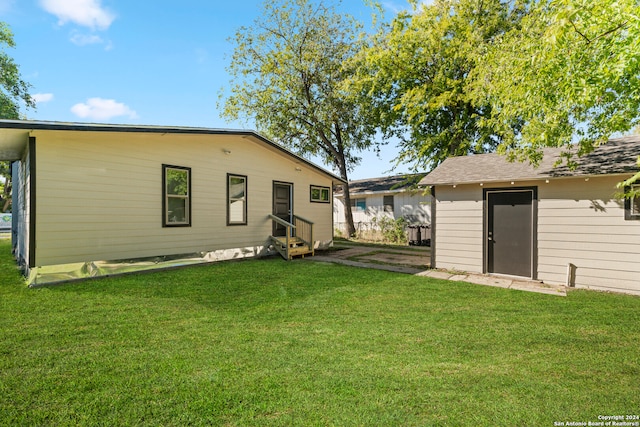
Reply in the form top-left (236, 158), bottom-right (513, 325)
top-left (163, 165), bottom-right (191, 227)
top-left (228, 174), bottom-right (247, 225)
top-left (310, 185), bottom-right (330, 203)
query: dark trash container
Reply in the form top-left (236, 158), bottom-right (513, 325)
top-left (407, 225), bottom-right (421, 246)
top-left (419, 224), bottom-right (431, 247)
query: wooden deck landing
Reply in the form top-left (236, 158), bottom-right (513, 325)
top-left (270, 236), bottom-right (314, 260)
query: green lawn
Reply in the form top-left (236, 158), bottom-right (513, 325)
top-left (1, 240), bottom-right (639, 426)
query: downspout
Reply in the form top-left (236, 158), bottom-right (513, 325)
top-left (430, 186), bottom-right (436, 269)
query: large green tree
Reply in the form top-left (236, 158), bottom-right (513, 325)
top-left (351, 0), bottom-right (530, 171)
top-left (474, 0), bottom-right (640, 168)
top-left (219, 0), bottom-right (378, 236)
top-left (0, 22), bottom-right (34, 212)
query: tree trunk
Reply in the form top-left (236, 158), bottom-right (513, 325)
top-left (341, 181), bottom-right (356, 237)
top-left (336, 159), bottom-right (356, 237)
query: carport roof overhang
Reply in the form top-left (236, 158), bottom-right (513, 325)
top-left (0, 126), bottom-right (29, 161)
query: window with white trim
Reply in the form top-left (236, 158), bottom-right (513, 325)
top-left (228, 174), bottom-right (247, 225)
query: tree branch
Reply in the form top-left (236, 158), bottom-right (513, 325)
top-left (569, 19), bottom-right (628, 44)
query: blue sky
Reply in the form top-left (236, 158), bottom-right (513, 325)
top-left (0, 0), bottom-right (419, 180)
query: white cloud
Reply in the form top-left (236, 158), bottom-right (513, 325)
top-left (382, 1), bottom-right (404, 14)
top-left (382, 0), bottom-right (434, 14)
top-left (71, 98), bottom-right (138, 121)
top-left (39, 0), bottom-right (115, 30)
top-left (33, 93), bottom-right (54, 104)
top-left (70, 31), bottom-right (103, 46)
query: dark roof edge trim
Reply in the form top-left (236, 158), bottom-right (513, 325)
top-left (0, 119), bottom-right (249, 135)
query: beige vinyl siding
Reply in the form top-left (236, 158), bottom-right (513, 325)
top-left (537, 176), bottom-right (640, 293)
top-left (433, 177), bottom-right (640, 294)
top-left (33, 130), bottom-right (334, 266)
top-left (433, 185), bottom-right (483, 272)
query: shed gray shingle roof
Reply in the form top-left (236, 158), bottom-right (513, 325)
top-left (419, 136), bottom-right (640, 186)
top-left (335, 173), bottom-right (426, 196)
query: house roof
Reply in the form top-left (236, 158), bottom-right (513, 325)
top-left (0, 119), bottom-right (346, 184)
top-left (420, 136), bottom-right (640, 186)
top-left (335, 173), bottom-right (427, 196)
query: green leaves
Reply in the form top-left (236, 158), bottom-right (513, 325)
top-left (219, 0), bottom-right (377, 177)
top-left (220, 0), bottom-right (640, 187)
top-left (351, 0), bottom-right (524, 171)
top-left (0, 22), bottom-right (34, 213)
top-left (0, 22), bottom-right (34, 119)
top-left (476, 0), bottom-right (640, 163)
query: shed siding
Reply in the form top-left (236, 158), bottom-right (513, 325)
top-left (33, 130), bottom-right (334, 266)
top-left (537, 176), bottom-right (640, 293)
top-left (433, 186), bottom-right (483, 272)
top-left (433, 176), bottom-right (640, 294)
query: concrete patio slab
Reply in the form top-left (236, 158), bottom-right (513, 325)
top-left (314, 244), bottom-right (566, 296)
top-left (417, 270), bottom-right (566, 296)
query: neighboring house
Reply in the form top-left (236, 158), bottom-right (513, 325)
top-left (333, 174), bottom-right (431, 235)
top-left (0, 119), bottom-right (345, 286)
top-left (420, 136), bottom-right (640, 295)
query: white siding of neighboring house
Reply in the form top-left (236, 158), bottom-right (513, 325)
top-left (31, 129), bottom-right (335, 267)
top-left (333, 191), bottom-right (431, 234)
top-left (433, 176), bottom-right (640, 295)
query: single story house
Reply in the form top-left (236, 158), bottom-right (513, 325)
top-left (420, 136), bottom-right (640, 295)
top-left (333, 173), bottom-right (431, 236)
top-left (0, 119), bottom-right (345, 285)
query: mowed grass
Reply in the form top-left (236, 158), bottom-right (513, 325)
top-left (1, 240), bottom-right (639, 426)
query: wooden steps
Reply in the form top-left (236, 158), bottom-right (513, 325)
top-left (270, 236), bottom-right (314, 260)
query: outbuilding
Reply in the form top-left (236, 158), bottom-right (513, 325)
top-left (420, 137), bottom-right (640, 295)
top-left (0, 120), bottom-right (344, 285)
